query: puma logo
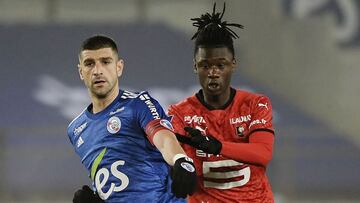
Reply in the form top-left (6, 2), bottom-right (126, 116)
top-left (258, 103), bottom-right (268, 110)
top-left (195, 125), bottom-right (207, 134)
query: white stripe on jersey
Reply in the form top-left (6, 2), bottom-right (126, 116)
top-left (68, 107), bottom-right (87, 129)
top-left (202, 159), bottom-right (250, 189)
top-left (120, 90), bottom-right (146, 99)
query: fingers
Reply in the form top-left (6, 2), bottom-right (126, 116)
top-left (82, 185), bottom-right (92, 193)
top-left (171, 183), bottom-right (188, 198)
top-left (184, 127), bottom-right (202, 137)
top-left (171, 157), bottom-right (197, 198)
top-left (175, 133), bottom-right (200, 148)
top-left (175, 133), bottom-right (192, 144)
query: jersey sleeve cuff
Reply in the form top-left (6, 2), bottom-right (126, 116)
top-left (145, 119), bottom-right (173, 145)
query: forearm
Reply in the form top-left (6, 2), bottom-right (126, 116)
top-left (153, 129), bottom-right (187, 166)
top-left (221, 131), bottom-right (274, 167)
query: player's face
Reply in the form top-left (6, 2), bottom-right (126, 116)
top-left (194, 47), bottom-right (236, 97)
top-left (78, 47), bottom-right (124, 99)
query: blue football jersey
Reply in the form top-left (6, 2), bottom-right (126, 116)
top-left (67, 90), bottom-right (185, 203)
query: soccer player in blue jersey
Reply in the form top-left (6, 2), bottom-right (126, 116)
top-left (68, 35), bottom-right (197, 203)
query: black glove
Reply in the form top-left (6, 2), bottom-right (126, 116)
top-left (170, 156), bottom-right (197, 198)
top-left (73, 185), bottom-right (104, 203)
top-left (176, 127), bottom-right (222, 155)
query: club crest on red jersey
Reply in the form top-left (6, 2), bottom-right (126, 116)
top-left (236, 125), bottom-right (245, 137)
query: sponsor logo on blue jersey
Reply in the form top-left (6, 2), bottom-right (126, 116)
top-left (74, 122), bottom-right (87, 136)
top-left (109, 107), bottom-right (125, 116)
top-left (76, 136), bottom-right (84, 148)
top-left (140, 93), bottom-right (161, 119)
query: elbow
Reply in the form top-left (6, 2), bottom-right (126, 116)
top-left (259, 147), bottom-right (273, 166)
top-left (260, 155), bottom-right (272, 166)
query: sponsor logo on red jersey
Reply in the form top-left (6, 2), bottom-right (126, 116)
top-left (184, 115), bottom-right (206, 124)
top-left (249, 119), bottom-right (267, 128)
top-left (229, 114), bottom-right (251, 124)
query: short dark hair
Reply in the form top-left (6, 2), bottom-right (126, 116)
top-left (191, 3), bottom-right (243, 57)
top-left (80, 35), bottom-right (118, 54)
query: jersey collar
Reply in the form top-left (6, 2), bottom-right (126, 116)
top-left (195, 87), bottom-right (236, 110)
top-left (85, 90), bottom-right (124, 120)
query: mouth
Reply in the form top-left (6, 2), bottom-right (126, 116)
top-left (93, 79), bottom-right (106, 86)
top-left (207, 81), bottom-right (220, 90)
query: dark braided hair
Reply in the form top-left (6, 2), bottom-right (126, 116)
top-left (191, 2), bottom-right (243, 57)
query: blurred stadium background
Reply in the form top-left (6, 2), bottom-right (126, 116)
top-left (1, 0), bottom-right (360, 202)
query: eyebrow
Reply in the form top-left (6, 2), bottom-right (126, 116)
top-left (197, 58), bottom-right (230, 63)
top-left (82, 57), bottom-right (113, 63)
top-left (100, 57), bottom-right (113, 61)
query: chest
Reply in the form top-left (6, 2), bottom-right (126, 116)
top-left (74, 108), bottom-right (146, 160)
top-left (182, 105), bottom-right (253, 142)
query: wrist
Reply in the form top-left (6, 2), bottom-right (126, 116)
top-left (172, 153), bottom-right (187, 165)
top-left (172, 153), bottom-right (193, 165)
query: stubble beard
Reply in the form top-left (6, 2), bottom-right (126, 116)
top-left (91, 82), bottom-right (114, 99)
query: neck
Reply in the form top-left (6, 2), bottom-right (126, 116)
top-left (203, 88), bottom-right (231, 109)
top-left (90, 87), bottom-right (119, 114)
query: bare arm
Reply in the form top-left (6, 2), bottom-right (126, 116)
top-left (152, 129), bottom-right (188, 166)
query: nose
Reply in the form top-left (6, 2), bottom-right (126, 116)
top-left (208, 65), bottom-right (220, 78)
top-left (93, 62), bottom-right (103, 75)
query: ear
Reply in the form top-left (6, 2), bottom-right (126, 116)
top-left (78, 64), bottom-right (84, 80)
top-left (231, 58), bottom-right (237, 72)
top-left (116, 59), bottom-right (124, 77)
top-left (193, 59), bottom-right (197, 74)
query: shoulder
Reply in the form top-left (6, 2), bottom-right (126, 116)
top-left (67, 108), bottom-right (87, 141)
top-left (235, 89), bottom-right (271, 104)
top-left (233, 89), bottom-right (273, 116)
top-left (120, 90), bottom-right (145, 100)
top-left (169, 95), bottom-right (196, 111)
top-left (67, 108), bottom-right (87, 130)
top-left (118, 90), bottom-right (152, 107)
top-left (121, 90), bottom-right (164, 117)
top-left (120, 90), bottom-right (158, 102)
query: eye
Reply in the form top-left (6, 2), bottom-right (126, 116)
top-left (102, 58), bottom-right (113, 65)
top-left (218, 63), bottom-right (225, 69)
top-left (84, 61), bottom-right (94, 67)
top-left (198, 62), bottom-right (209, 69)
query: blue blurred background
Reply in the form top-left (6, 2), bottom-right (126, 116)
top-left (1, 0), bottom-right (360, 202)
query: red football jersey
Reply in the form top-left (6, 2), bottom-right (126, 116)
top-left (168, 89), bottom-right (275, 203)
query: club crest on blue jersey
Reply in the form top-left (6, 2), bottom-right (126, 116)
top-left (160, 119), bottom-right (174, 131)
top-left (107, 116), bottom-right (121, 134)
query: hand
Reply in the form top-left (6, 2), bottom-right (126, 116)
top-left (170, 156), bottom-right (197, 198)
top-left (73, 185), bottom-right (104, 203)
top-left (176, 127), bottom-right (222, 155)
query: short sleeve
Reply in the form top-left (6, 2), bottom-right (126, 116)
top-left (134, 92), bottom-right (172, 131)
top-left (168, 105), bottom-right (186, 135)
top-left (248, 96), bottom-right (274, 133)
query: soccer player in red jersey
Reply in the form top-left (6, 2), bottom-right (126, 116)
top-left (168, 3), bottom-right (275, 203)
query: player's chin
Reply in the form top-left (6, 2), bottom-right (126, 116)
top-left (92, 88), bottom-right (110, 98)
